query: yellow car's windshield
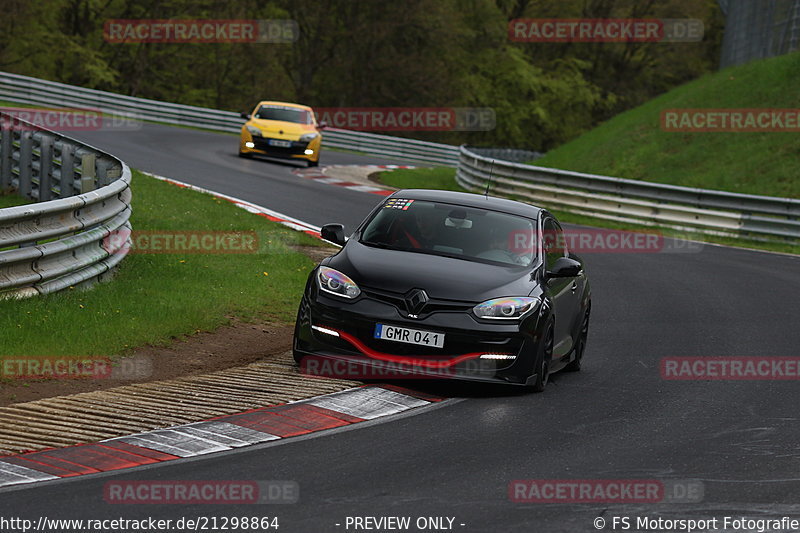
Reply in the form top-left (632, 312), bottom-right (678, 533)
top-left (254, 105), bottom-right (312, 124)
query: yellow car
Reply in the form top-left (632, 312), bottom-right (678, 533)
top-left (238, 101), bottom-right (324, 167)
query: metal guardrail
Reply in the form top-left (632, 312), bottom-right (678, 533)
top-left (0, 111), bottom-right (132, 299)
top-left (0, 71), bottom-right (461, 166)
top-left (456, 146), bottom-right (800, 240)
top-left (719, 0), bottom-right (800, 68)
top-left (468, 146), bottom-right (542, 163)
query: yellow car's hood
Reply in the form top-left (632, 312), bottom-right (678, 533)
top-left (249, 119), bottom-right (316, 138)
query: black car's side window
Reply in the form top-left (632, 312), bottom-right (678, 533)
top-left (543, 218), bottom-right (567, 270)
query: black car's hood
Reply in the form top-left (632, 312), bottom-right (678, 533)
top-left (325, 241), bottom-right (537, 302)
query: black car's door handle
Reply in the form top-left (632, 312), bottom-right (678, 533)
top-left (571, 281), bottom-right (578, 292)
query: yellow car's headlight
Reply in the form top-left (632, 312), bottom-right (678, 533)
top-left (299, 132), bottom-right (319, 142)
top-left (246, 125), bottom-right (262, 137)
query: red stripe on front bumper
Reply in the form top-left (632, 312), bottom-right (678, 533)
top-left (328, 328), bottom-right (509, 369)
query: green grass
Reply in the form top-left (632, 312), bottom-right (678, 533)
top-left (0, 169), bottom-right (326, 357)
top-left (0, 194), bottom-right (31, 208)
top-left (533, 52), bottom-right (800, 199)
top-left (377, 166), bottom-right (467, 192)
top-left (376, 166), bottom-right (800, 255)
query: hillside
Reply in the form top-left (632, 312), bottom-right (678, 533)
top-left (534, 52), bottom-right (800, 199)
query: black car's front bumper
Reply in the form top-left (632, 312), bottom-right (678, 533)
top-left (294, 286), bottom-right (547, 386)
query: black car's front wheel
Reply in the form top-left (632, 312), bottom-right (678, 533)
top-left (565, 306), bottom-right (590, 372)
top-left (527, 323), bottom-right (554, 392)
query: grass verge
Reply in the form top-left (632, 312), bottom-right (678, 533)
top-left (0, 193), bottom-right (31, 208)
top-left (0, 169), bottom-right (326, 357)
top-left (533, 52), bottom-right (800, 199)
top-left (376, 166), bottom-right (467, 192)
top-left (378, 166), bottom-right (800, 256)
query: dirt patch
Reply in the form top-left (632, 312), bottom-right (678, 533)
top-left (368, 171), bottom-right (391, 185)
top-left (0, 320), bottom-right (295, 406)
top-left (291, 244), bottom-right (337, 263)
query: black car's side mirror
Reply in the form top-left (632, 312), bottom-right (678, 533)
top-left (321, 223), bottom-right (346, 246)
top-left (546, 256), bottom-right (582, 278)
top-left (240, 112), bottom-right (250, 120)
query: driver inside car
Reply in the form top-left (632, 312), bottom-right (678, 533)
top-left (479, 226), bottom-right (533, 265)
top-left (390, 211), bottom-right (439, 249)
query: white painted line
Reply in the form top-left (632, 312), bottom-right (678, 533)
top-left (347, 185), bottom-right (383, 193)
top-left (0, 461), bottom-right (59, 488)
top-left (111, 429), bottom-right (232, 458)
top-left (300, 387), bottom-right (429, 420)
top-left (177, 421), bottom-right (280, 447)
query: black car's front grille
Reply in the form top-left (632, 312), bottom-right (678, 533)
top-left (361, 287), bottom-right (474, 318)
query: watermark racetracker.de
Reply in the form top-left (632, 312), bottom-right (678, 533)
top-left (103, 19), bottom-right (298, 43)
top-left (661, 356), bottom-right (800, 380)
top-left (508, 479), bottom-right (704, 504)
top-left (313, 107), bottom-right (496, 132)
top-left (509, 228), bottom-right (704, 255)
top-left (104, 230), bottom-right (259, 255)
top-left (0, 355), bottom-right (152, 380)
top-left (509, 18), bottom-right (704, 43)
top-left (662, 109), bottom-right (800, 132)
top-left (104, 480), bottom-right (298, 504)
top-left (0, 106), bottom-right (141, 132)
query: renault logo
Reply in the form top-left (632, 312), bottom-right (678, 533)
top-left (404, 288), bottom-right (429, 317)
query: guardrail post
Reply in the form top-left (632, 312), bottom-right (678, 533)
top-left (59, 143), bottom-right (75, 198)
top-left (38, 136), bottom-right (53, 202)
top-left (96, 158), bottom-right (111, 187)
top-left (0, 120), bottom-right (11, 190)
top-left (80, 153), bottom-right (96, 193)
top-left (18, 130), bottom-right (33, 198)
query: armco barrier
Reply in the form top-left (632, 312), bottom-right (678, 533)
top-left (0, 111), bottom-right (131, 299)
top-left (456, 145), bottom-right (800, 240)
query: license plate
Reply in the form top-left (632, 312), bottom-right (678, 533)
top-left (374, 324), bottom-right (444, 348)
top-left (268, 139), bottom-right (291, 147)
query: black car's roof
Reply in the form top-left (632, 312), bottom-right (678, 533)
top-left (391, 189), bottom-right (543, 219)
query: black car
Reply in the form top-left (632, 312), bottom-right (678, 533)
top-left (293, 189), bottom-right (591, 391)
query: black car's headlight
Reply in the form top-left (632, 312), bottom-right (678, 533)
top-left (473, 297), bottom-right (538, 320)
top-left (246, 125), bottom-right (262, 137)
top-left (317, 266), bottom-right (361, 299)
top-left (299, 132), bottom-right (319, 142)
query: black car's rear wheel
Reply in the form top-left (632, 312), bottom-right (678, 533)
top-left (528, 324), bottom-right (553, 392)
top-left (565, 306), bottom-right (590, 372)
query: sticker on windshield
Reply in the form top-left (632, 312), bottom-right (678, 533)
top-left (259, 104), bottom-right (301, 111)
top-left (384, 198), bottom-right (414, 210)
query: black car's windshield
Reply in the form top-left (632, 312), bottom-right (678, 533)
top-left (254, 105), bottom-right (313, 124)
top-left (360, 198), bottom-right (537, 267)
